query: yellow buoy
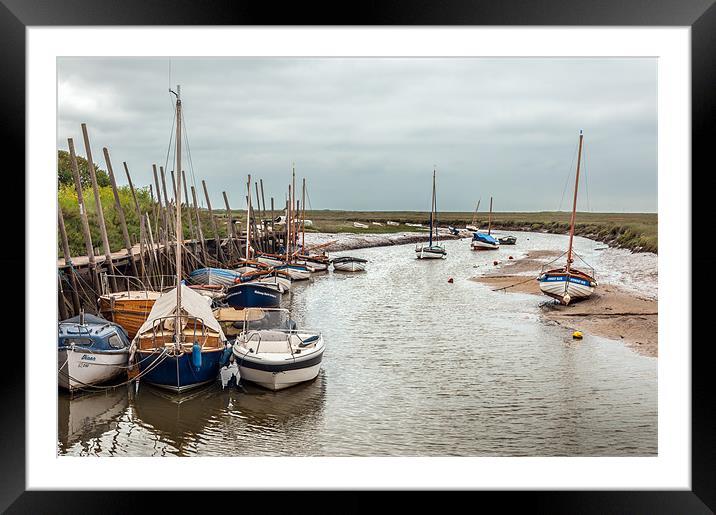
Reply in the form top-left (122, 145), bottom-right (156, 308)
top-left (572, 331), bottom-right (583, 339)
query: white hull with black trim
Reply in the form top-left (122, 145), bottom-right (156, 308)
top-left (232, 330), bottom-right (325, 391)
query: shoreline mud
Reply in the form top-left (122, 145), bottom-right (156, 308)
top-left (471, 250), bottom-right (658, 358)
top-left (305, 230), bottom-right (461, 252)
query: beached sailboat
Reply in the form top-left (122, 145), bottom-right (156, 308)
top-left (130, 86), bottom-right (228, 392)
top-left (538, 130), bottom-right (597, 304)
top-left (58, 312), bottom-right (131, 392)
top-left (416, 169), bottom-right (447, 259)
top-left (471, 197), bottom-right (500, 250)
top-left (232, 308), bottom-right (325, 391)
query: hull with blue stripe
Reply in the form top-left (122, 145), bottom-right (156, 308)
top-left (538, 269), bottom-right (597, 303)
top-left (225, 283), bottom-right (281, 309)
top-left (137, 349), bottom-right (223, 393)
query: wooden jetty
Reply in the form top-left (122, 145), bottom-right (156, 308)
top-left (57, 123), bottom-right (284, 319)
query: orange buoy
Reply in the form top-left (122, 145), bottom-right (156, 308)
top-left (493, 260), bottom-right (499, 266)
top-left (448, 277), bottom-right (454, 283)
top-left (508, 256), bottom-right (514, 260)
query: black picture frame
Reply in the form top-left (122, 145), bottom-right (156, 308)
top-left (5, 1), bottom-right (713, 512)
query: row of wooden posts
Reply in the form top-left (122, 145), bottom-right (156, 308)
top-left (57, 123), bottom-right (290, 320)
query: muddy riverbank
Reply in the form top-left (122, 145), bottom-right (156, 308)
top-left (305, 230), bottom-right (460, 252)
top-left (472, 249), bottom-right (658, 357)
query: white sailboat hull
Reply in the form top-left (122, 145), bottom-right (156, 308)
top-left (333, 260), bottom-right (366, 272)
top-left (470, 240), bottom-right (499, 250)
top-left (415, 246), bottom-right (446, 259)
top-left (538, 274), bottom-right (596, 303)
top-left (58, 348), bottom-right (128, 391)
top-left (257, 255), bottom-right (285, 267)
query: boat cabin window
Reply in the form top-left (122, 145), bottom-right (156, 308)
top-left (108, 333), bottom-right (125, 349)
top-left (62, 338), bottom-right (93, 346)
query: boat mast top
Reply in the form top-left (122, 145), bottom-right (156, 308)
top-left (566, 130), bottom-right (584, 274)
top-left (246, 174), bottom-right (252, 259)
top-left (487, 197), bottom-right (493, 235)
top-left (301, 177), bottom-right (306, 251)
top-left (170, 84), bottom-right (182, 344)
top-left (471, 198), bottom-right (481, 227)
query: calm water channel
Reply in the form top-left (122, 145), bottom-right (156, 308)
top-left (58, 231), bottom-right (657, 456)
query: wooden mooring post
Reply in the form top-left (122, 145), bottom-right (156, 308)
top-left (81, 123), bottom-right (117, 292)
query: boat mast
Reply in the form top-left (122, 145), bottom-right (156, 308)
top-left (429, 169), bottom-right (435, 247)
top-left (471, 199), bottom-right (481, 227)
top-left (301, 177), bottom-right (306, 251)
top-left (286, 186), bottom-right (291, 263)
top-left (566, 130), bottom-right (584, 274)
top-left (487, 197), bottom-right (493, 235)
top-left (172, 85), bottom-right (182, 344)
top-left (245, 174), bottom-right (252, 259)
top-left (292, 163), bottom-right (296, 257)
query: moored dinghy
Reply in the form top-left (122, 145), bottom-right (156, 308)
top-left (538, 130), bottom-right (597, 304)
top-left (232, 308), bottom-right (325, 391)
top-left (58, 313), bottom-right (131, 392)
top-left (332, 256), bottom-right (367, 272)
top-left (224, 282), bottom-right (281, 309)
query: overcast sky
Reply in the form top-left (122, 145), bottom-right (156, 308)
top-left (58, 57), bottom-right (656, 213)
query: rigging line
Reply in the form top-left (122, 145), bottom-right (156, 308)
top-left (163, 108), bottom-right (177, 187)
top-left (180, 109), bottom-right (199, 202)
top-left (558, 138), bottom-right (579, 212)
top-left (582, 140), bottom-right (591, 213)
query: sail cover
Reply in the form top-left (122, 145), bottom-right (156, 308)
top-left (134, 284), bottom-right (225, 341)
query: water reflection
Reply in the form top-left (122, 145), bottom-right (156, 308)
top-left (58, 388), bottom-right (129, 455)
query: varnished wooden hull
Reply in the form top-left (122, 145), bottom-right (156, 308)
top-left (99, 292), bottom-right (160, 339)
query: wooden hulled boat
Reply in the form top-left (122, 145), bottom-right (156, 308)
top-left (99, 289), bottom-right (162, 339)
top-left (537, 130), bottom-right (597, 304)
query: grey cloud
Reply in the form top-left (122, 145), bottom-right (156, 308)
top-left (58, 57), bottom-right (656, 213)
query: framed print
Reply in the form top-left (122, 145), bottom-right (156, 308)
top-left (5, 0), bottom-right (715, 512)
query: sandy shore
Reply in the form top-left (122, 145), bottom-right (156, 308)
top-left (473, 250), bottom-right (658, 358)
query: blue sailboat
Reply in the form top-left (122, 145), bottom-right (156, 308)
top-left (130, 85), bottom-right (228, 392)
top-left (470, 196), bottom-right (500, 250)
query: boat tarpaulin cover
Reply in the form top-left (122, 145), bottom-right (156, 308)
top-left (473, 233), bottom-right (499, 244)
top-left (134, 284), bottom-right (226, 342)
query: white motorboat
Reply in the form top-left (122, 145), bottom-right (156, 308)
top-left (58, 313), bottom-right (131, 392)
top-left (231, 308), bottom-right (325, 391)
